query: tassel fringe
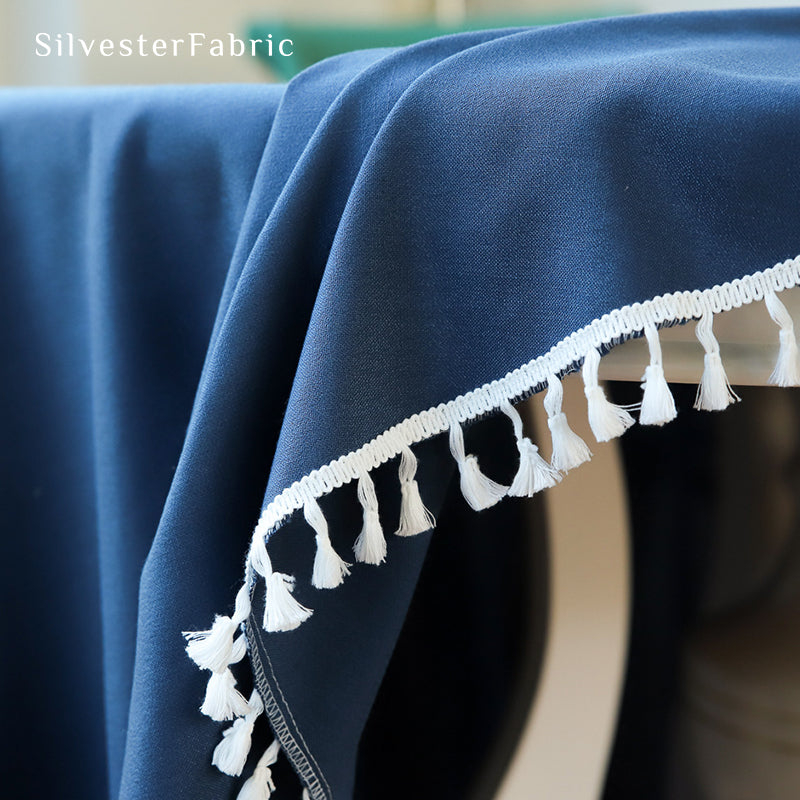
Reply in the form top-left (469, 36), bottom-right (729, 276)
top-left (448, 420), bottom-right (509, 510)
top-left (500, 399), bottom-right (561, 495)
top-left (212, 690), bottom-right (264, 777)
top-left (229, 634), bottom-right (247, 665)
top-left (264, 571), bottom-right (313, 632)
top-left (200, 668), bottom-right (251, 722)
top-left (213, 716), bottom-right (257, 777)
top-left (184, 615), bottom-right (240, 674)
top-left (183, 581), bottom-right (252, 673)
top-left (543, 374), bottom-right (592, 472)
top-left (765, 288), bottom-right (800, 386)
top-left (639, 322), bottom-right (677, 425)
top-left (186, 277), bottom-right (800, 798)
top-left (249, 533), bottom-right (314, 633)
top-left (582, 347), bottom-right (636, 442)
top-left (305, 497), bottom-right (352, 589)
top-left (353, 473), bottom-right (387, 564)
top-left (394, 445), bottom-right (436, 536)
top-left (184, 581), bottom-right (254, 722)
top-left (694, 310), bottom-right (739, 411)
top-left (237, 739), bottom-right (281, 800)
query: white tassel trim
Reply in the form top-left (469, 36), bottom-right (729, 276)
top-left (183, 582), bottom-right (252, 673)
top-left (394, 445), bottom-right (435, 536)
top-left (765, 287), bottom-right (800, 386)
top-left (264, 571), bottom-right (313, 632)
top-left (183, 574), bottom-right (254, 723)
top-left (200, 668), bottom-right (251, 722)
top-left (212, 690), bottom-right (265, 777)
top-left (353, 472), bottom-right (387, 565)
top-left (237, 739), bottom-right (281, 800)
top-left (639, 322), bottom-right (677, 426)
top-left (180, 261), bottom-right (800, 798)
top-left (500, 399), bottom-right (561, 496)
top-left (183, 616), bottom-right (240, 674)
top-left (694, 310), bottom-right (739, 411)
top-left (582, 347), bottom-right (636, 442)
top-left (213, 716), bottom-right (257, 777)
top-left (229, 634), bottom-right (247, 664)
top-left (250, 534), bottom-right (314, 633)
top-left (448, 420), bottom-right (509, 510)
top-left (304, 497), bottom-right (352, 589)
top-left (543, 375), bottom-right (592, 472)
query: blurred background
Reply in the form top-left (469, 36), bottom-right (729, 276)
top-left (1, 0), bottom-right (797, 86)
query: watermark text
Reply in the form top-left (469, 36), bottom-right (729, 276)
top-left (35, 32), bottom-right (293, 58)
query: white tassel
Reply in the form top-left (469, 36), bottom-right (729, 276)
top-left (183, 615), bottom-right (239, 673)
top-left (500, 400), bottom-right (561, 496)
top-left (448, 420), bottom-right (508, 511)
top-left (213, 717), bottom-right (256, 777)
top-left (303, 791), bottom-right (311, 800)
top-left (212, 690), bottom-right (264, 777)
top-left (200, 668), bottom-right (251, 722)
top-left (694, 310), bottom-right (739, 411)
top-left (237, 739), bottom-right (281, 800)
top-left (304, 497), bottom-right (351, 590)
top-left (264, 572), bottom-right (313, 632)
top-left (394, 445), bottom-right (435, 536)
top-left (353, 473), bottom-right (387, 565)
top-left (765, 288), bottom-right (800, 387)
top-left (543, 375), bottom-right (592, 472)
top-left (183, 583), bottom-right (252, 672)
top-left (582, 347), bottom-right (636, 442)
top-left (250, 534), bottom-right (314, 633)
top-left (639, 322), bottom-right (677, 425)
top-left (229, 633), bottom-right (247, 664)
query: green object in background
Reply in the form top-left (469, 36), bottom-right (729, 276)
top-left (247, 12), bottom-right (633, 81)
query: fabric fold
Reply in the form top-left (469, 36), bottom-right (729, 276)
top-left (3, 10), bottom-right (800, 800)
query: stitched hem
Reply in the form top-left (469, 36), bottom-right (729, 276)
top-left (247, 614), bottom-right (332, 800)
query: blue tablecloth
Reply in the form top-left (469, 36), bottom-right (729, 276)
top-left (2, 9), bottom-right (800, 799)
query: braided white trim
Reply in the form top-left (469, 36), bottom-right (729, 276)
top-left (252, 255), bottom-right (800, 542)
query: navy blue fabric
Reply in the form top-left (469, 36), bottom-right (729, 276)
top-left (265, 9), bottom-right (800, 496)
top-left (2, 9), bottom-right (800, 800)
top-left (247, 12), bottom-right (800, 798)
top-left (0, 85), bottom-right (283, 799)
